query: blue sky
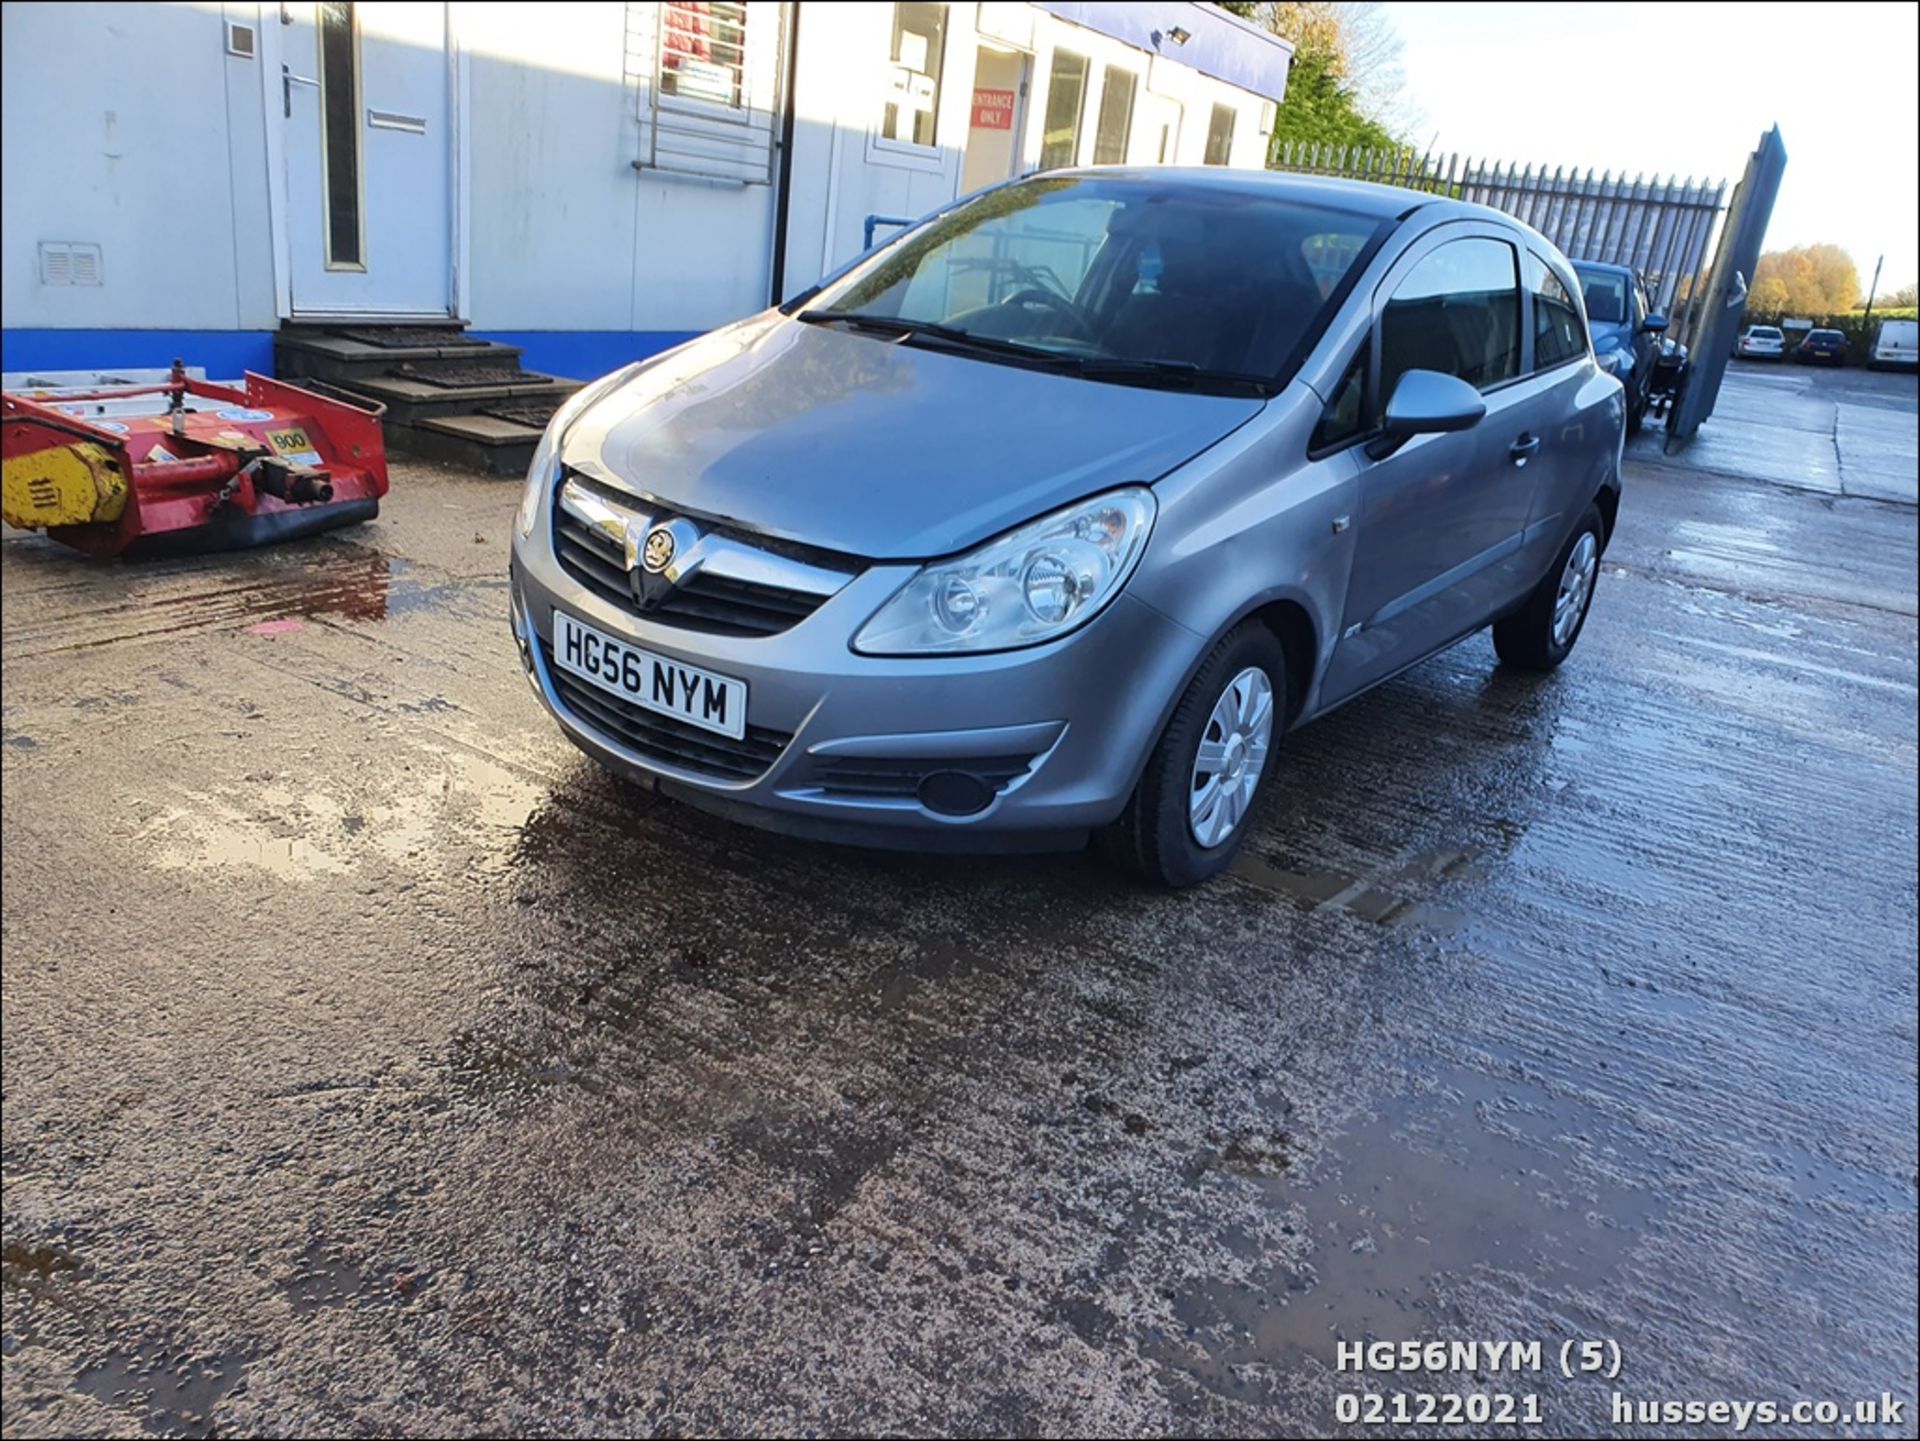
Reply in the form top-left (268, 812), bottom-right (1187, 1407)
top-left (1384, 1), bottom-right (1920, 292)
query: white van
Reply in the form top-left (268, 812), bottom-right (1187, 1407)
top-left (1870, 319), bottom-right (1918, 369)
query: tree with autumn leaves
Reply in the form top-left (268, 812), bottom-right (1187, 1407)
top-left (1220, 1), bottom-right (1410, 153)
top-left (1747, 245), bottom-right (1861, 317)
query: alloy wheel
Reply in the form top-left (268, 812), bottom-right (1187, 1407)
top-left (1188, 666), bottom-right (1274, 848)
top-left (1553, 531), bottom-right (1599, 648)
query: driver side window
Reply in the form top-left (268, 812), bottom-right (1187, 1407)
top-left (1378, 237), bottom-right (1521, 407)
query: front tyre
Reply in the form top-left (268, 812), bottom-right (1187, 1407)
top-left (1493, 505), bottom-right (1604, 671)
top-left (1098, 621), bottom-right (1287, 888)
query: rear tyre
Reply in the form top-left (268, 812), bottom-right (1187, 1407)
top-left (1097, 621), bottom-right (1287, 888)
top-left (1493, 505), bottom-right (1604, 671)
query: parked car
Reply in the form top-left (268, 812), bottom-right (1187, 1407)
top-left (1571, 259), bottom-right (1668, 431)
top-left (509, 170), bottom-right (1626, 886)
top-left (1795, 328), bottom-right (1849, 366)
top-left (1737, 324), bottom-right (1787, 359)
top-left (1869, 318), bottom-right (1918, 369)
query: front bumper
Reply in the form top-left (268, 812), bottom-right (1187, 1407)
top-left (508, 530), bottom-right (1204, 852)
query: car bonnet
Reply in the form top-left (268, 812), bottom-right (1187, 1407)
top-left (560, 313), bottom-right (1266, 560)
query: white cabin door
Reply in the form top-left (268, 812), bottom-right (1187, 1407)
top-left (282, 2), bottom-right (452, 316)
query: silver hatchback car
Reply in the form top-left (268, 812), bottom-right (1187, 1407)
top-left (509, 169), bottom-right (1624, 885)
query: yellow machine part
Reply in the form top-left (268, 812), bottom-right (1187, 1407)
top-left (2, 440), bottom-right (128, 528)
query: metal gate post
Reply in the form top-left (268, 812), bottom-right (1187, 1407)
top-left (1665, 127), bottom-right (1788, 450)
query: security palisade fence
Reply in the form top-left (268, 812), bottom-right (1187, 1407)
top-left (1270, 143), bottom-right (1730, 355)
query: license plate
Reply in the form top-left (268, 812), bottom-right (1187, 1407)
top-left (552, 610), bottom-right (747, 740)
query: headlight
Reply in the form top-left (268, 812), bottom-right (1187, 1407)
top-left (853, 488), bottom-right (1155, 655)
top-left (513, 363), bottom-right (644, 539)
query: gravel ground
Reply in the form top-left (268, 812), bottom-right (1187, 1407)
top-left (3, 366), bottom-right (1915, 1437)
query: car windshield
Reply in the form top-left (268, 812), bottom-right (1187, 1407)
top-left (802, 175), bottom-right (1391, 391)
top-left (1753, 327), bottom-right (1782, 339)
top-left (1809, 330), bottom-right (1843, 342)
top-left (1577, 269), bottom-right (1629, 324)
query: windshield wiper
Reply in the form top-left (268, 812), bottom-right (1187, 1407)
top-left (798, 311), bottom-right (1277, 396)
top-left (796, 310), bottom-right (1061, 363)
top-left (1059, 357), bottom-right (1279, 397)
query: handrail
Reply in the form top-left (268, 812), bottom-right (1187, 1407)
top-left (863, 213), bottom-right (914, 249)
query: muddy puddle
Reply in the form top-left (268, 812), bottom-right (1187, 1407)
top-left (0, 542), bottom-right (468, 658)
top-left (1150, 1061), bottom-right (1660, 1424)
top-left (144, 744), bottom-right (546, 882)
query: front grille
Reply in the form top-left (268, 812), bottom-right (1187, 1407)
top-left (809, 753), bottom-right (1038, 799)
top-left (544, 641), bottom-right (793, 781)
top-left (552, 477), bottom-right (849, 638)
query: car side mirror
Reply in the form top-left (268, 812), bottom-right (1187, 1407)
top-left (1639, 313), bottom-right (1669, 334)
top-left (1366, 370), bottom-right (1486, 460)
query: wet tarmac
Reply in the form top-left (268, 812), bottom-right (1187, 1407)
top-left (4, 365), bottom-right (1916, 1435)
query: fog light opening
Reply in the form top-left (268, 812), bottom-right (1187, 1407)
top-left (917, 769), bottom-right (995, 817)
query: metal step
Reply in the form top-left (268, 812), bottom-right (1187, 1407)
top-left (278, 316), bottom-right (470, 336)
top-left (275, 333), bottom-right (525, 382)
top-left (344, 372), bottom-right (579, 427)
top-left (391, 414), bottom-right (547, 477)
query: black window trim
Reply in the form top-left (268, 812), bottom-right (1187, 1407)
top-left (1306, 339), bottom-right (1373, 460)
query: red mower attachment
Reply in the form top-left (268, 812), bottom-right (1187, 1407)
top-left (2, 361), bottom-right (388, 557)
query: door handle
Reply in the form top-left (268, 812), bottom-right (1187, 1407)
top-left (1508, 433), bottom-right (1542, 466)
top-left (283, 63), bottom-right (319, 117)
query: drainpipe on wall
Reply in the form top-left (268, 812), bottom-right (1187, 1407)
top-left (767, 1), bottom-right (802, 307)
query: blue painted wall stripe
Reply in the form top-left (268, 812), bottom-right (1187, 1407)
top-left (1, 328), bottom-right (703, 385)
top-left (1, 329), bottom-right (276, 379)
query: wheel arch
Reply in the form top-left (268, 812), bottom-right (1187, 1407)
top-left (1248, 596), bottom-right (1319, 726)
top-left (1594, 482), bottom-right (1620, 550)
top-left (1117, 586), bottom-right (1328, 807)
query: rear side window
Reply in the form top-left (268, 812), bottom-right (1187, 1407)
top-left (1380, 236), bottom-right (1521, 401)
top-left (1529, 252), bottom-right (1586, 370)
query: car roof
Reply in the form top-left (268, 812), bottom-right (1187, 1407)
top-left (1051, 166), bottom-right (1434, 221)
top-left (1035, 168), bottom-right (1591, 263)
top-left (1808, 328), bottom-right (1844, 337)
top-left (1570, 259), bottom-right (1635, 278)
